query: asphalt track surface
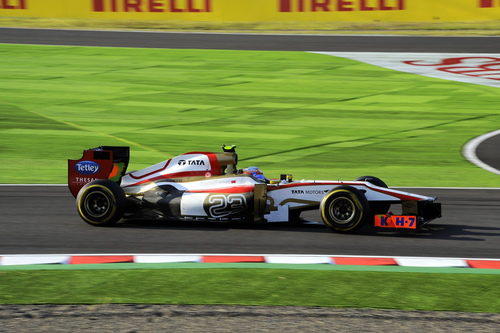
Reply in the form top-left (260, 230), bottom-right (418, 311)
top-left (1, 27), bottom-right (500, 53)
top-left (0, 28), bottom-right (499, 258)
top-left (1, 186), bottom-right (500, 258)
top-left (476, 134), bottom-right (500, 174)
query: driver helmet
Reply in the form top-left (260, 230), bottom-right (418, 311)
top-left (242, 166), bottom-right (265, 181)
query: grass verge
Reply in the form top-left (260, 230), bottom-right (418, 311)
top-left (0, 267), bottom-right (499, 312)
top-left (1, 44), bottom-right (499, 186)
top-left (2, 17), bottom-right (500, 35)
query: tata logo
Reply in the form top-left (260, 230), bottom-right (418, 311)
top-left (75, 161), bottom-right (100, 175)
top-left (292, 190), bottom-right (304, 194)
top-left (178, 159), bottom-right (206, 166)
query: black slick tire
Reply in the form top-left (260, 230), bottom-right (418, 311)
top-left (76, 179), bottom-right (126, 226)
top-left (356, 176), bottom-right (391, 215)
top-left (320, 186), bottom-right (369, 233)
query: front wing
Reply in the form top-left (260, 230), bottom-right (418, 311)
top-left (265, 181), bottom-right (441, 229)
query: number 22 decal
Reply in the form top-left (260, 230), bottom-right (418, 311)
top-left (207, 194), bottom-right (247, 218)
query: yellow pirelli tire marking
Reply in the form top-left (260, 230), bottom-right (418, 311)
top-left (320, 189), bottom-right (365, 232)
top-left (77, 184), bottom-right (117, 225)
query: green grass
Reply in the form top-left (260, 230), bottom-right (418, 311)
top-left (1, 43), bottom-right (499, 186)
top-left (0, 268), bottom-right (499, 312)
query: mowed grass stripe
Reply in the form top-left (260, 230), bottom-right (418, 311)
top-left (0, 268), bottom-right (499, 312)
top-left (0, 44), bottom-right (499, 186)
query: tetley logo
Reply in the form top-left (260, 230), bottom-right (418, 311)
top-left (75, 161), bottom-right (100, 175)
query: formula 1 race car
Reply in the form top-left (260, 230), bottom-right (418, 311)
top-left (68, 146), bottom-right (441, 233)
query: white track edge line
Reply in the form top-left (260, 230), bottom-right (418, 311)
top-left (463, 129), bottom-right (500, 175)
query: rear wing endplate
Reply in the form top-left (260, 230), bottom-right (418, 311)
top-left (68, 146), bottom-right (129, 197)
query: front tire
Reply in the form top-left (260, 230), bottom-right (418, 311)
top-left (355, 175), bottom-right (387, 188)
top-left (320, 186), bottom-right (369, 233)
top-left (356, 176), bottom-right (391, 215)
top-left (76, 180), bottom-right (126, 226)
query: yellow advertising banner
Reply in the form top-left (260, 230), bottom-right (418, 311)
top-left (0, 0), bottom-right (499, 22)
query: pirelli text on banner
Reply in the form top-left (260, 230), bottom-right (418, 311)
top-left (92, 0), bottom-right (212, 12)
top-left (479, 0), bottom-right (500, 8)
top-left (0, 0), bottom-right (27, 9)
top-left (278, 0), bottom-right (405, 12)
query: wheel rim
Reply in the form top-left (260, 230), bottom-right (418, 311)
top-left (329, 197), bottom-right (356, 224)
top-left (84, 191), bottom-right (111, 218)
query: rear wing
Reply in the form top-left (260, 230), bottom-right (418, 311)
top-left (68, 146), bottom-right (129, 197)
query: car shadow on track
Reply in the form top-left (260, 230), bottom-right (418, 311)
top-left (114, 218), bottom-right (500, 241)
top-left (371, 224), bottom-right (500, 242)
top-left (116, 218), bottom-right (329, 233)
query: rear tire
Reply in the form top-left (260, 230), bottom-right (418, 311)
top-left (356, 176), bottom-right (391, 215)
top-left (320, 186), bottom-right (369, 233)
top-left (76, 179), bottom-right (125, 226)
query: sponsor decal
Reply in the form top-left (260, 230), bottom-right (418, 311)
top-left (313, 52), bottom-right (500, 88)
top-left (375, 214), bottom-right (416, 229)
top-left (92, 0), bottom-right (211, 13)
top-left (75, 177), bottom-right (97, 184)
top-left (278, 0), bottom-right (405, 12)
top-left (291, 189), bottom-right (329, 195)
top-left (75, 161), bottom-right (100, 175)
top-left (178, 159), bottom-right (206, 166)
top-left (205, 193), bottom-right (248, 218)
top-left (403, 56), bottom-right (500, 82)
top-left (167, 154), bottom-right (210, 174)
top-left (0, 0), bottom-right (26, 9)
